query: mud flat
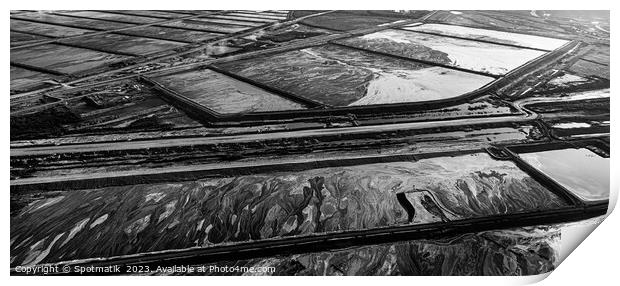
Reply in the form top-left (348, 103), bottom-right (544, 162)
top-left (568, 59), bottom-right (610, 80)
top-left (10, 31), bottom-right (48, 43)
top-left (189, 18), bottom-right (263, 27)
top-left (341, 29), bottom-right (546, 76)
top-left (11, 44), bottom-right (131, 75)
top-left (119, 26), bottom-right (224, 43)
top-left (104, 10), bottom-right (199, 19)
top-left (294, 11), bottom-right (409, 31)
top-left (192, 225), bottom-right (560, 276)
top-left (15, 12), bottom-right (133, 30)
top-left (228, 12), bottom-right (288, 20)
top-left (164, 20), bottom-right (248, 34)
top-left (427, 11), bottom-right (570, 39)
top-left (63, 34), bottom-right (185, 56)
top-left (10, 66), bottom-right (61, 92)
top-left (582, 45), bottom-right (609, 65)
top-left (56, 11), bottom-right (249, 34)
top-left (518, 148), bottom-right (609, 202)
top-left (58, 11), bottom-right (162, 24)
top-left (208, 14), bottom-right (278, 24)
top-left (10, 153), bottom-right (567, 266)
top-left (349, 67), bottom-right (493, 105)
top-left (153, 69), bottom-right (306, 114)
top-left (216, 44), bottom-right (493, 106)
top-left (10, 19), bottom-right (93, 37)
top-left (404, 23), bottom-right (568, 51)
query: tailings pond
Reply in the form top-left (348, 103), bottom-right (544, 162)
top-left (11, 44), bottom-right (131, 75)
top-left (404, 23), bottom-right (568, 51)
top-left (152, 69), bottom-right (307, 114)
top-left (216, 44), bottom-right (494, 107)
top-left (340, 29), bottom-right (547, 76)
top-left (11, 152), bottom-right (568, 266)
top-left (518, 148), bottom-right (609, 202)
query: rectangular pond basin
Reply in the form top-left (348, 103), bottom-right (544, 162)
top-left (11, 44), bottom-right (132, 75)
top-left (207, 14), bottom-right (278, 23)
top-left (426, 10), bottom-right (568, 38)
top-left (10, 152), bottom-right (568, 266)
top-left (299, 12), bottom-right (401, 31)
top-left (518, 148), bottom-right (609, 202)
top-left (164, 20), bottom-right (248, 34)
top-left (227, 12), bottom-right (288, 20)
top-left (63, 33), bottom-right (186, 56)
top-left (119, 26), bottom-right (224, 43)
top-left (56, 11), bottom-right (248, 34)
top-left (10, 66), bottom-right (61, 92)
top-left (569, 59), bottom-right (610, 80)
top-left (340, 29), bottom-right (547, 76)
top-left (404, 23), bottom-right (569, 51)
top-left (10, 19), bottom-right (94, 37)
top-left (104, 10), bottom-right (196, 19)
top-left (58, 11), bottom-right (162, 24)
top-left (152, 69), bottom-right (307, 114)
top-left (215, 44), bottom-right (494, 107)
top-left (187, 18), bottom-right (263, 27)
top-left (10, 31), bottom-right (47, 43)
top-left (237, 11), bottom-right (289, 17)
top-left (15, 12), bottom-right (133, 30)
top-left (12, 13), bottom-right (223, 44)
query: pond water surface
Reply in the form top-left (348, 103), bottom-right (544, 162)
top-left (519, 148), bottom-right (609, 202)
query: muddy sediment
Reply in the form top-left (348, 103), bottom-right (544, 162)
top-left (341, 29), bottom-right (546, 76)
top-left (10, 153), bottom-right (567, 266)
top-left (190, 224), bottom-right (562, 275)
top-left (216, 44), bottom-right (493, 106)
top-left (153, 69), bottom-right (307, 114)
top-left (9, 10), bottom-right (611, 275)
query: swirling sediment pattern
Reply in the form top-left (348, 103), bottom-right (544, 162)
top-left (11, 153), bottom-right (567, 266)
top-left (215, 44), bottom-right (493, 106)
top-left (193, 225), bottom-right (561, 276)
